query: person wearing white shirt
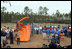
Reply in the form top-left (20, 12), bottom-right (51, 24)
top-left (60, 27), bottom-right (63, 31)
top-left (34, 27), bottom-right (37, 34)
top-left (52, 25), bottom-right (54, 28)
top-left (5, 27), bottom-right (10, 39)
top-left (39, 25), bottom-right (42, 34)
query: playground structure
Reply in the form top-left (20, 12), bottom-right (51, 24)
top-left (15, 17), bottom-right (31, 41)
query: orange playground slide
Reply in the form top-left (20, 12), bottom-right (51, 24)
top-left (15, 17), bottom-right (31, 41)
top-left (19, 24), bottom-right (31, 41)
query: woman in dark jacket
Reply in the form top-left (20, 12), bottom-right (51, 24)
top-left (9, 29), bottom-right (14, 44)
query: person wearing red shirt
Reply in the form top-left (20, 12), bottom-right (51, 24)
top-left (44, 26), bottom-right (48, 34)
top-left (49, 27), bottom-right (52, 30)
top-left (44, 26), bottom-right (47, 30)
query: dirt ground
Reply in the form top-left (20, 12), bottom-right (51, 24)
top-left (1, 23), bottom-right (71, 48)
top-left (6, 34), bottom-right (71, 48)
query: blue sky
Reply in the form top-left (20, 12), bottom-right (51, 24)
top-left (1, 1), bottom-right (71, 15)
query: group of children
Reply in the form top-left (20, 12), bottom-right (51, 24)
top-left (33, 24), bottom-right (71, 40)
top-left (42, 24), bottom-right (71, 48)
top-left (42, 24), bottom-right (71, 40)
top-left (1, 25), bottom-right (20, 48)
top-left (1, 26), bottom-right (12, 48)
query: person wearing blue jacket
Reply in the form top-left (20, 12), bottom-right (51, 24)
top-left (54, 30), bottom-right (57, 35)
top-left (50, 28), bottom-right (54, 39)
top-left (57, 30), bottom-right (61, 35)
top-left (47, 28), bottom-right (50, 35)
top-left (51, 29), bottom-right (54, 34)
top-left (57, 29), bottom-right (61, 42)
top-left (63, 28), bottom-right (67, 36)
top-left (54, 29), bottom-right (60, 43)
top-left (42, 28), bottom-right (46, 40)
top-left (47, 27), bottom-right (50, 42)
top-left (64, 26), bottom-right (68, 29)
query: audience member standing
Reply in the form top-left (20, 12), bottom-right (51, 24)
top-left (34, 26), bottom-right (37, 34)
top-left (9, 28), bottom-right (14, 44)
top-left (42, 28), bottom-right (46, 40)
top-left (47, 27), bottom-right (50, 42)
top-left (17, 32), bottom-right (20, 45)
top-left (39, 25), bottom-right (42, 34)
top-left (36, 26), bottom-right (39, 34)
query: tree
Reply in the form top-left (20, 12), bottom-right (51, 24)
top-left (64, 13), bottom-right (69, 18)
top-left (38, 6), bottom-right (43, 16)
top-left (55, 10), bottom-right (60, 17)
top-left (1, 6), bottom-right (6, 12)
top-left (69, 11), bottom-right (71, 18)
top-left (52, 13), bottom-right (55, 17)
top-left (15, 12), bottom-right (20, 15)
top-left (1, 1), bottom-right (12, 22)
top-left (1, 6), bottom-right (7, 22)
top-left (24, 6), bottom-right (30, 16)
top-left (58, 14), bottom-right (63, 20)
top-left (31, 11), bottom-right (34, 16)
top-left (43, 7), bottom-right (49, 15)
top-left (28, 9), bottom-right (33, 15)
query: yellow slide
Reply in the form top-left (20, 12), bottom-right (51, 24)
top-left (19, 24), bottom-right (31, 41)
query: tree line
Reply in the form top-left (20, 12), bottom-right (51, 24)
top-left (1, 1), bottom-right (71, 24)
